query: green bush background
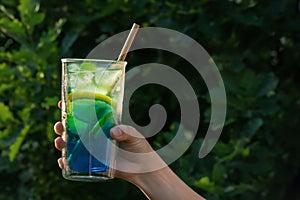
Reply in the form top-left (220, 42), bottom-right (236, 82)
top-left (0, 0), bottom-right (299, 199)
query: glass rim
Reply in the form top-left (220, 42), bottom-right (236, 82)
top-left (61, 58), bottom-right (127, 64)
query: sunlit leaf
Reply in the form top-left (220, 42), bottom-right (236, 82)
top-left (0, 102), bottom-right (14, 123)
top-left (9, 125), bottom-right (30, 161)
top-left (212, 162), bottom-right (225, 184)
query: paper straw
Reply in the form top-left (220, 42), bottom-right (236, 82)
top-left (117, 23), bottom-right (140, 61)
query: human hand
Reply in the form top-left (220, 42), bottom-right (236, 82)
top-left (54, 101), bottom-right (161, 181)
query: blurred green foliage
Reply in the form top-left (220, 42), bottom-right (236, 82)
top-left (0, 0), bottom-right (299, 199)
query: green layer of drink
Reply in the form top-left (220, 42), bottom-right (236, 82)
top-left (66, 96), bottom-right (115, 172)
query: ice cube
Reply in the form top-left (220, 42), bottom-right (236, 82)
top-left (69, 73), bottom-right (77, 89)
top-left (67, 64), bottom-right (80, 72)
top-left (75, 71), bottom-right (94, 86)
top-left (94, 69), bottom-right (122, 94)
top-left (94, 68), bottom-right (105, 85)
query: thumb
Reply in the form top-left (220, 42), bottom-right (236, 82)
top-left (110, 125), bottom-right (153, 153)
top-left (110, 125), bottom-right (143, 142)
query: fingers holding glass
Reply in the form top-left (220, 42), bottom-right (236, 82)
top-left (54, 137), bottom-right (66, 151)
top-left (54, 121), bottom-right (63, 136)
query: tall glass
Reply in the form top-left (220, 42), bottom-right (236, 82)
top-left (61, 58), bottom-right (126, 181)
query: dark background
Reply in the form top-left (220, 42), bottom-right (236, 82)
top-left (0, 0), bottom-right (299, 199)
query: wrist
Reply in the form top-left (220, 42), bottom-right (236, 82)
top-left (128, 166), bottom-right (173, 199)
top-left (128, 166), bottom-right (205, 200)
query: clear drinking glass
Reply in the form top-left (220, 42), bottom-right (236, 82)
top-left (61, 58), bottom-right (126, 181)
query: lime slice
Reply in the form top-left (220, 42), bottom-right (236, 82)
top-left (67, 115), bottom-right (88, 135)
top-left (80, 62), bottom-right (96, 71)
top-left (68, 92), bottom-right (112, 104)
top-left (69, 98), bottom-right (112, 123)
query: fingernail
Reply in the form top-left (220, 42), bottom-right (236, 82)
top-left (112, 127), bottom-right (123, 137)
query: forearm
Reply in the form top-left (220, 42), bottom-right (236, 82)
top-left (128, 167), bottom-right (205, 200)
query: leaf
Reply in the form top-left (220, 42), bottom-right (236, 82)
top-left (17, 0), bottom-right (36, 14)
top-left (17, 0), bottom-right (45, 31)
top-left (0, 5), bottom-right (15, 20)
top-left (212, 162), bottom-right (225, 184)
top-left (46, 122), bottom-right (55, 142)
top-left (241, 147), bottom-right (250, 157)
top-left (233, 13), bottom-right (263, 27)
top-left (9, 48), bottom-right (37, 65)
top-left (256, 72), bottom-right (279, 97)
top-left (29, 13), bottom-right (45, 27)
top-left (9, 125), bottom-right (30, 161)
top-left (241, 118), bottom-right (263, 139)
top-left (37, 18), bottom-right (66, 48)
top-left (214, 141), bottom-right (233, 156)
top-left (0, 102), bottom-right (14, 123)
top-left (0, 17), bottom-right (26, 43)
top-left (0, 83), bottom-right (15, 93)
top-left (41, 96), bottom-right (59, 109)
top-left (36, 18), bottom-right (65, 60)
top-left (0, 129), bottom-right (10, 142)
top-left (61, 31), bottom-right (80, 56)
top-left (258, 99), bottom-right (279, 116)
top-left (17, 107), bottom-right (31, 122)
top-left (194, 176), bottom-right (215, 192)
top-left (239, 68), bottom-right (256, 91)
top-left (231, 57), bottom-right (245, 72)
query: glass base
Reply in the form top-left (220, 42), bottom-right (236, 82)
top-left (62, 170), bottom-right (114, 182)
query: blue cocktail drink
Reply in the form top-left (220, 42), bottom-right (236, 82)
top-left (61, 59), bottom-right (126, 181)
